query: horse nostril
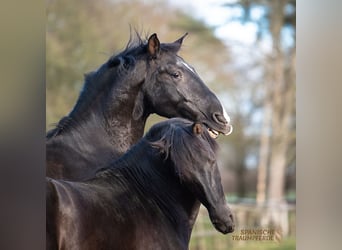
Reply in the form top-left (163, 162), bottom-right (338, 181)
top-left (229, 213), bottom-right (234, 222)
top-left (213, 112), bottom-right (228, 125)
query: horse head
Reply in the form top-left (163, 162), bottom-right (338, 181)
top-left (147, 118), bottom-right (235, 234)
top-left (129, 33), bottom-right (233, 138)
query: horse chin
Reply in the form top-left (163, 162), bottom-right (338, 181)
top-left (223, 124), bottom-right (233, 136)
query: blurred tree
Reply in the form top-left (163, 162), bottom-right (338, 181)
top-left (264, 0), bottom-right (295, 209)
top-left (218, 104), bottom-right (258, 199)
top-left (222, 0), bottom-right (296, 207)
top-left (223, 0), bottom-right (296, 235)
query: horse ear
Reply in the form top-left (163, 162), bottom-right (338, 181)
top-left (132, 90), bottom-right (144, 120)
top-left (147, 33), bottom-right (160, 58)
top-left (193, 123), bottom-right (203, 135)
top-left (173, 32), bottom-right (188, 45)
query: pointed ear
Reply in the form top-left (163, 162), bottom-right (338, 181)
top-left (173, 32), bottom-right (188, 45)
top-left (147, 33), bottom-right (160, 58)
top-left (192, 123), bottom-right (203, 135)
top-left (132, 90), bottom-right (144, 120)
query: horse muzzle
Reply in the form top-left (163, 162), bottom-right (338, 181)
top-left (209, 205), bottom-right (235, 234)
top-left (207, 112), bottom-right (233, 138)
top-left (212, 218), bottom-right (235, 234)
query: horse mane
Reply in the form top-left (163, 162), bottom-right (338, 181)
top-left (46, 116), bottom-right (74, 138)
top-left (46, 32), bottom-right (146, 138)
top-left (147, 119), bottom-right (219, 180)
top-left (94, 119), bottom-right (218, 226)
top-left (94, 137), bottom-right (183, 226)
top-left (47, 31), bottom-right (183, 138)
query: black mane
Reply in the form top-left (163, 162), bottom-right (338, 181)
top-left (147, 119), bottom-right (219, 179)
top-left (95, 118), bottom-right (219, 225)
top-left (98, 118), bottom-right (218, 177)
top-left (47, 33), bottom-right (145, 138)
top-left (47, 32), bottom-right (184, 139)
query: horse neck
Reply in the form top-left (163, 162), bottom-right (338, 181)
top-left (66, 73), bottom-right (148, 157)
top-left (105, 142), bottom-right (198, 241)
top-left (100, 81), bottom-right (148, 155)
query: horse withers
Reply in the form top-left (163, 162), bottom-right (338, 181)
top-left (46, 118), bottom-right (234, 250)
top-left (46, 33), bottom-right (232, 181)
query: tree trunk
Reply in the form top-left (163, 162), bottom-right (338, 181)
top-left (267, 0), bottom-right (295, 206)
top-left (261, 0), bottom-right (295, 237)
top-left (256, 95), bottom-right (271, 206)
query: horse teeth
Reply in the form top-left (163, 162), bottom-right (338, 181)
top-left (208, 128), bottom-right (219, 139)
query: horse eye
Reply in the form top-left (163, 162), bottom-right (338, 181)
top-left (171, 72), bottom-right (181, 79)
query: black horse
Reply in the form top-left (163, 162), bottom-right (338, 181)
top-left (46, 33), bottom-right (232, 181)
top-left (46, 118), bottom-right (234, 250)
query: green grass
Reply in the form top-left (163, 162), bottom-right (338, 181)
top-left (190, 236), bottom-right (295, 250)
top-left (190, 205), bottom-right (296, 250)
top-left (230, 237), bottom-right (295, 250)
top-left (189, 215), bottom-right (295, 250)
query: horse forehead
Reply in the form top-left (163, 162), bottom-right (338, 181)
top-left (176, 58), bottom-right (196, 74)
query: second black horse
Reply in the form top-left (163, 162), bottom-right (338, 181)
top-left (46, 118), bottom-right (234, 250)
